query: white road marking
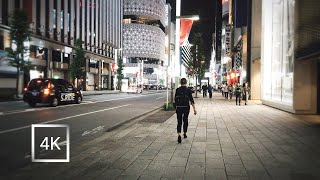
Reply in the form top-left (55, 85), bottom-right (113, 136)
top-left (0, 104), bottom-right (131, 134)
top-left (0, 93), bottom-right (164, 116)
top-left (57, 140), bottom-right (68, 146)
top-left (82, 126), bottom-right (104, 136)
top-left (155, 96), bottom-right (165, 100)
top-left (25, 109), bottom-right (35, 112)
top-left (0, 112), bottom-right (3, 115)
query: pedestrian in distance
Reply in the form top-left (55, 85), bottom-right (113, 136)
top-left (221, 83), bottom-right (225, 97)
top-left (202, 84), bottom-right (208, 98)
top-left (235, 83), bottom-right (242, 106)
top-left (223, 83), bottom-right (229, 99)
top-left (208, 84), bottom-right (213, 99)
top-left (229, 84), bottom-right (234, 99)
top-left (174, 78), bottom-right (197, 143)
top-left (242, 83), bottom-right (249, 105)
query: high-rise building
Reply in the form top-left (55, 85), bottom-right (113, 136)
top-left (0, 0), bottom-right (122, 94)
top-left (122, 0), bottom-right (167, 87)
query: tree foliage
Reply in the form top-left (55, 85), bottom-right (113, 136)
top-left (116, 55), bottom-right (124, 90)
top-left (70, 39), bottom-right (86, 87)
top-left (188, 33), bottom-right (206, 80)
top-left (5, 10), bottom-right (31, 97)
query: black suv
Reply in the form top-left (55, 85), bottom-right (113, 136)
top-left (23, 78), bottom-right (83, 107)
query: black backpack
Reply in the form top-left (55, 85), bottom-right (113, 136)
top-left (175, 88), bottom-right (190, 107)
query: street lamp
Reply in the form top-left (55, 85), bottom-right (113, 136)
top-left (175, 15), bottom-right (199, 80)
top-left (175, 0), bottom-right (199, 82)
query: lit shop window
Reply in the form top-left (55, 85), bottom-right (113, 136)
top-left (53, 9), bottom-right (57, 29)
top-left (262, 0), bottom-right (294, 104)
top-left (123, 19), bottom-right (132, 24)
top-left (61, 10), bottom-right (64, 29)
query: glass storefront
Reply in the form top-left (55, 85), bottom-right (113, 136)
top-left (262, 0), bottom-right (295, 105)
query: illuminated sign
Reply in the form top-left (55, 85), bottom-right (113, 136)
top-left (225, 24), bottom-right (231, 56)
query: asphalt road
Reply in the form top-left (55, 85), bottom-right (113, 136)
top-left (0, 91), bottom-right (169, 174)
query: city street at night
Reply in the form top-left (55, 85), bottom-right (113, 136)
top-left (0, 0), bottom-right (320, 179)
top-left (2, 93), bottom-right (320, 180)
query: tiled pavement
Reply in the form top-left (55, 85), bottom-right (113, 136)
top-left (6, 92), bottom-right (320, 180)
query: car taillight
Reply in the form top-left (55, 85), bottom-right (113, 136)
top-left (24, 87), bottom-right (27, 91)
top-left (43, 88), bottom-right (50, 95)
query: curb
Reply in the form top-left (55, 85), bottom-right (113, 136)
top-left (105, 106), bottom-right (162, 132)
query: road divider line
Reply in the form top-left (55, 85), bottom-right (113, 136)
top-left (0, 104), bottom-right (131, 134)
top-left (155, 96), bottom-right (165, 100)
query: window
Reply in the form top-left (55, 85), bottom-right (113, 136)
top-left (262, 0), bottom-right (294, 104)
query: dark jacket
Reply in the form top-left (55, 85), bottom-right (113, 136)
top-left (175, 86), bottom-right (195, 107)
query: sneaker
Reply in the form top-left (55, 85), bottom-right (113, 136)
top-left (178, 135), bottom-right (182, 143)
top-left (183, 134), bottom-right (187, 138)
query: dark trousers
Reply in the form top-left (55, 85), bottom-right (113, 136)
top-left (224, 92), bottom-right (228, 99)
top-left (176, 107), bottom-right (190, 133)
top-left (203, 90), bottom-right (207, 97)
top-left (236, 94), bottom-right (241, 105)
top-left (209, 91), bottom-right (212, 98)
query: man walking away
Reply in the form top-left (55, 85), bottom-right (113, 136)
top-left (175, 78), bottom-right (197, 143)
top-left (235, 83), bottom-right (242, 106)
top-left (208, 84), bottom-right (213, 98)
top-left (202, 84), bottom-right (208, 98)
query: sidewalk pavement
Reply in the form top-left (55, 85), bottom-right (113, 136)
top-left (6, 92), bottom-right (320, 180)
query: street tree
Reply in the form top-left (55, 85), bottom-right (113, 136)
top-left (189, 33), bottom-right (206, 97)
top-left (5, 10), bottom-right (31, 98)
top-left (70, 39), bottom-right (86, 89)
top-left (116, 55), bottom-right (124, 91)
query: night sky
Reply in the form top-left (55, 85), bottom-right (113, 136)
top-left (166, 0), bottom-right (216, 68)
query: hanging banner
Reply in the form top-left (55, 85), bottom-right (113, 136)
top-left (225, 24), bottom-right (232, 56)
top-left (235, 39), bottom-right (243, 69)
top-left (180, 19), bottom-right (193, 46)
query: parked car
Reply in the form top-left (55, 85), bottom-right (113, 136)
top-left (149, 85), bottom-right (158, 90)
top-left (127, 85), bottom-right (143, 93)
top-left (23, 78), bottom-right (83, 107)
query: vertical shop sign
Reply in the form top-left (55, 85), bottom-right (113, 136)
top-left (225, 24), bottom-right (231, 56)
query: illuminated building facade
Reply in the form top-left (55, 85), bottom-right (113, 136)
top-left (0, 0), bottom-right (122, 94)
top-left (122, 0), bottom-right (167, 86)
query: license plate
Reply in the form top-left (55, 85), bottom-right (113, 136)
top-left (32, 92), bottom-right (39, 96)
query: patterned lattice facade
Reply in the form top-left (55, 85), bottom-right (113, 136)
top-left (123, 0), bottom-right (167, 26)
top-left (123, 24), bottom-right (165, 60)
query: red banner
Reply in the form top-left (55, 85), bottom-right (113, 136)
top-left (180, 19), bottom-right (193, 46)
